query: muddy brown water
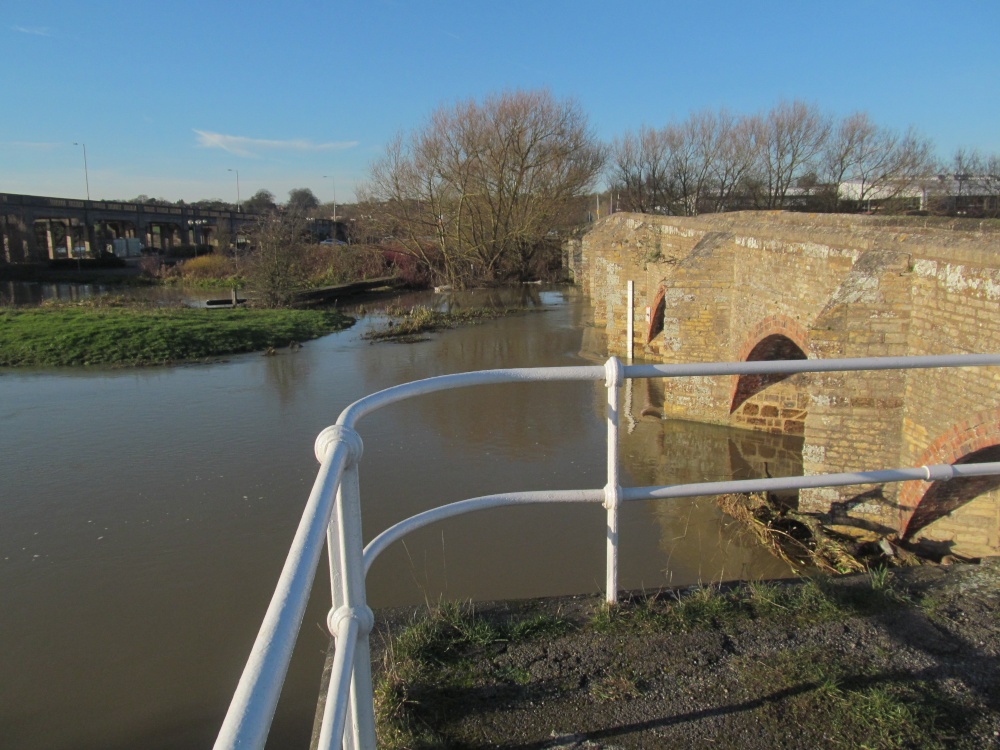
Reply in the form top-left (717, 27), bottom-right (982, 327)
top-left (0, 287), bottom-right (798, 749)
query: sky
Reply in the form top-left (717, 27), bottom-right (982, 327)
top-left (3, 0), bottom-right (999, 206)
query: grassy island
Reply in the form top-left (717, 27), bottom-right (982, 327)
top-left (0, 302), bottom-right (353, 367)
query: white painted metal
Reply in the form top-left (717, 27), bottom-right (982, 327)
top-left (363, 490), bottom-right (603, 575)
top-left (216, 352), bottom-right (1000, 750)
top-left (621, 461), bottom-right (1000, 502)
top-left (626, 280), bottom-right (634, 362)
top-left (604, 357), bottom-right (624, 604)
top-left (625, 353), bottom-right (1000, 380)
top-left (317, 615), bottom-right (359, 750)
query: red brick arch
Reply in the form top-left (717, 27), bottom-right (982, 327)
top-left (730, 315), bottom-right (811, 413)
top-left (646, 286), bottom-right (666, 343)
top-left (898, 409), bottom-right (1000, 537)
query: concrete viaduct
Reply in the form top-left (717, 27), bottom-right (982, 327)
top-left (569, 211), bottom-right (1000, 558)
top-left (0, 192), bottom-right (253, 262)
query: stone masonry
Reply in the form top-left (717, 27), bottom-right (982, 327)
top-left (569, 211), bottom-right (1000, 557)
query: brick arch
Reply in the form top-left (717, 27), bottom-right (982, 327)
top-left (735, 315), bottom-right (810, 363)
top-left (646, 286), bottom-right (666, 343)
top-left (899, 409), bottom-right (1000, 538)
top-left (730, 315), bottom-right (810, 414)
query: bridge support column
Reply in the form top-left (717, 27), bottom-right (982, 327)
top-left (85, 219), bottom-right (96, 256)
top-left (43, 221), bottom-right (56, 259)
top-left (1, 216), bottom-right (10, 264)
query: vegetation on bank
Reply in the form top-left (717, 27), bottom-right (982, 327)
top-left (0, 298), bottom-right (353, 367)
top-left (374, 569), bottom-right (992, 749)
top-left (145, 240), bottom-right (391, 294)
top-left (362, 304), bottom-right (532, 342)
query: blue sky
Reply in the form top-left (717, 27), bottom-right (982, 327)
top-left (3, 0), bottom-right (998, 205)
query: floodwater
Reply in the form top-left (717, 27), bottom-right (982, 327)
top-left (0, 286), bottom-right (799, 749)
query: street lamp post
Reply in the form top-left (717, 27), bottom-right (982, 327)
top-left (228, 168), bottom-right (241, 212)
top-left (73, 142), bottom-right (90, 200)
top-left (323, 175), bottom-right (337, 221)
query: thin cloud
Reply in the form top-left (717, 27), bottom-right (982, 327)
top-left (12, 26), bottom-right (53, 36)
top-left (0, 141), bottom-right (61, 150)
top-left (193, 130), bottom-right (358, 158)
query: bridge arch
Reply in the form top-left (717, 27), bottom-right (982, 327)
top-left (730, 316), bottom-right (810, 432)
top-left (899, 410), bottom-right (1000, 556)
top-left (647, 286), bottom-right (666, 343)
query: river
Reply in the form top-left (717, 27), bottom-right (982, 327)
top-left (0, 286), bottom-right (799, 749)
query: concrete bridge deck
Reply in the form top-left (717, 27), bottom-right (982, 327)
top-left (0, 191), bottom-right (254, 261)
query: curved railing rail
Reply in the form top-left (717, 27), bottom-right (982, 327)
top-left (214, 353), bottom-right (1000, 750)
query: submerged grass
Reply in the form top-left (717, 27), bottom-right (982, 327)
top-left (362, 304), bottom-right (529, 342)
top-left (0, 302), bottom-right (353, 366)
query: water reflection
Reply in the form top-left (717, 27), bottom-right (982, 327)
top-left (0, 287), bottom-right (799, 750)
top-left (1, 279), bottom-right (113, 305)
top-left (620, 400), bottom-right (804, 585)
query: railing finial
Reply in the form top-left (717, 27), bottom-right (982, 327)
top-left (314, 425), bottom-right (364, 465)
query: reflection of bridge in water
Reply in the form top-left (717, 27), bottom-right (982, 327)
top-left (0, 192), bottom-right (258, 260)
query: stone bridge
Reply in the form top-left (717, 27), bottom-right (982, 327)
top-left (569, 211), bottom-right (1000, 558)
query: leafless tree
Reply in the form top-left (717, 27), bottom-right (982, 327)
top-left (609, 126), bottom-right (670, 214)
top-left (361, 90), bottom-right (605, 285)
top-left (243, 211), bottom-right (309, 307)
top-left (822, 113), bottom-right (935, 210)
top-left (706, 110), bottom-right (759, 212)
top-left (751, 100), bottom-right (831, 209)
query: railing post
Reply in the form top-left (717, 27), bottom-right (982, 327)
top-left (604, 358), bottom-right (624, 605)
top-left (317, 426), bottom-right (375, 750)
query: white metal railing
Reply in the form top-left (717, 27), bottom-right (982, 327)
top-left (214, 353), bottom-right (1000, 750)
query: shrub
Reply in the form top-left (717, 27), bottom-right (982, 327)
top-left (301, 244), bottom-right (390, 286)
top-left (383, 247), bottom-right (433, 287)
top-left (179, 253), bottom-right (235, 280)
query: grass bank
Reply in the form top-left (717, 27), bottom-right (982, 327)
top-left (0, 300), bottom-right (353, 367)
top-left (370, 562), bottom-right (1000, 749)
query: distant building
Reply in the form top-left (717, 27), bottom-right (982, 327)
top-left (839, 176), bottom-right (1000, 216)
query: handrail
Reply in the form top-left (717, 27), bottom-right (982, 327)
top-left (215, 353), bottom-right (1000, 750)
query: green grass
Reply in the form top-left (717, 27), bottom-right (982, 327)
top-left (375, 601), bottom-right (572, 748)
top-left (0, 303), bottom-right (353, 366)
top-left (374, 578), bottom-right (974, 750)
top-left (736, 645), bottom-right (970, 749)
top-left (589, 575), bottom-right (909, 635)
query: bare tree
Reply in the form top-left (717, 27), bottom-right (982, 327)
top-left (752, 100), bottom-right (831, 209)
top-left (244, 212), bottom-right (309, 307)
top-left (610, 126), bottom-right (671, 213)
top-left (360, 89), bottom-right (604, 285)
top-left (669, 111), bottom-right (728, 215)
top-left (707, 110), bottom-right (759, 212)
top-left (822, 113), bottom-right (934, 211)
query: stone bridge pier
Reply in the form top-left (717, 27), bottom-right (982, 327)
top-left (570, 211), bottom-right (1000, 558)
